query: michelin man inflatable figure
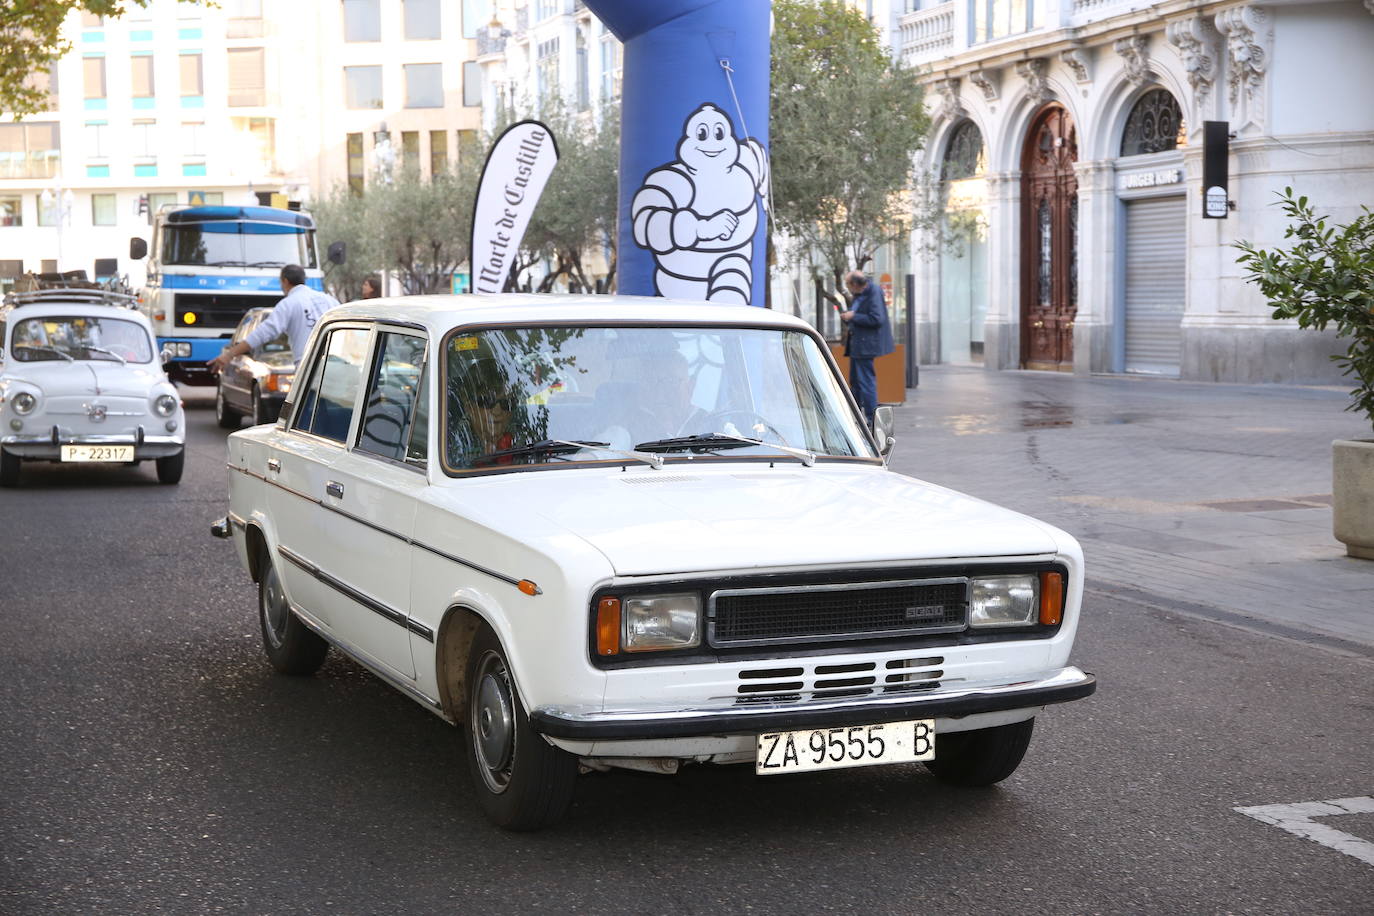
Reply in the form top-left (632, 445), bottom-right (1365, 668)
top-left (631, 103), bottom-right (769, 304)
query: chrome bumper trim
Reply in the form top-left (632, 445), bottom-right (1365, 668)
top-left (530, 666), bottom-right (1096, 740)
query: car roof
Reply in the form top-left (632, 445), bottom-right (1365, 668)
top-left (323, 293), bottom-right (815, 336)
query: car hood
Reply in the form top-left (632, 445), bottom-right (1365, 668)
top-left (464, 464), bottom-right (1066, 576)
top-left (4, 361), bottom-right (168, 398)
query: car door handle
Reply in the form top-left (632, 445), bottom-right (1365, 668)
top-left (267, 458), bottom-right (280, 473)
top-left (325, 481), bottom-right (344, 499)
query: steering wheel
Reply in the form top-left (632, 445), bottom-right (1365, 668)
top-left (679, 409), bottom-right (785, 443)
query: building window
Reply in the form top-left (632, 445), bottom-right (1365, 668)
top-left (537, 0), bottom-right (562, 20)
top-left (404, 0), bottom-right (441, 40)
top-left (345, 66), bottom-right (384, 109)
top-left (462, 60), bottom-right (481, 107)
top-left (226, 0), bottom-right (264, 38)
top-left (81, 13), bottom-right (104, 27)
top-left (180, 54), bottom-right (203, 97)
top-left (0, 198), bottom-right (23, 227)
top-left (343, 0), bottom-right (382, 42)
top-left (83, 56), bottom-right (107, 100)
top-left (238, 116), bottom-right (276, 171)
top-left (23, 65), bottom-right (59, 110)
top-left (131, 54), bottom-right (155, 99)
top-left (404, 63), bottom-right (443, 108)
top-left (0, 122), bottom-right (61, 180)
top-left (182, 122), bottom-right (205, 157)
top-left (1120, 88), bottom-right (1186, 157)
top-left (347, 132), bottom-right (365, 195)
top-left (37, 195), bottom-right (57, 227)
top-left (227, 47), bottom-right (266, 106)
top-left (599, 29), bottom-right (621, 102)
top-left (430, 129), bottom-right (448, 175)
top-left (85, 121), bottom-right (108, 158)
top-left (132, 120), bottom-right (158, 159)
top-left (149, 192), bottom-right (177, 216)
top-left (457, 129), bottom-right (478, 162)
top-left (971, 0), bottom-right (1041, 44)
top-left (401, 131), bottom-right (420, 171)
top-left (537, 38), bottom-right (559, 105)
top-left (92, 193), bottom-right (117, 226)
top-left (941, 120), bottom-right (985, 181)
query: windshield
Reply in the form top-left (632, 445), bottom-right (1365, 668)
top-left (10, 315), bottom-right (154, 363)
top-left (161, 221), bottom-right (318, 268)
top-left (443, 325), bottom-right (874, 472)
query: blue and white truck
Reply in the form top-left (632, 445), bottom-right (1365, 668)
top-left (129, 205), bottom-right (324, 386)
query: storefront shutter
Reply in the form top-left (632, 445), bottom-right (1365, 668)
top-left (1123, 196), bottom-right (1186, 375)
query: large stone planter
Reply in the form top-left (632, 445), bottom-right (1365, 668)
top-left (1333, 438), bottom-right (1374, 560)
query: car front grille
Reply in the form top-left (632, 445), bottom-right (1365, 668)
top-left (708, 578), bottom-right (969, 648)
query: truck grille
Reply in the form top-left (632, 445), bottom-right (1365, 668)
top-left (708, 578), bottom-right (969, 648)
top-left (175, 293), bottom-right (282, 329)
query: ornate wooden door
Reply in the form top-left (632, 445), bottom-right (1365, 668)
top-left (1020, 106), bottom-right (1078, 370)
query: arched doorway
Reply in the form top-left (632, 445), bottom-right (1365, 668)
top-left (1020, 105), bottom-right (1078, 370)
top-left (939, 120), bottom-right (988, 364)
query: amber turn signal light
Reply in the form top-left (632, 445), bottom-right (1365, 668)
top-left (517, 579), bottom-right (541, 596)
top-left (596, 597), bottom-right (621, 656)
top-left (1039, 571), bottom-right (1064, 626)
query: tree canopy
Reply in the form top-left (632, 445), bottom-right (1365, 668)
top-left (770, 0), bottom-right (930, 301)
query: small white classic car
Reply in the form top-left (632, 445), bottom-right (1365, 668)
top-left (0, 287), bottom-right (186, 487)
top-left (215, 295), bottom-right (1095, 830)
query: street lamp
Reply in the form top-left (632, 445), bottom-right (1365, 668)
top-left (40, 186), bottom-right (75, 274)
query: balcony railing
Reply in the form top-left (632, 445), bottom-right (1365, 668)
top-left (899, 3), bottom-right (955, 65)
top-left (477, 29), bottom-right (508, 57)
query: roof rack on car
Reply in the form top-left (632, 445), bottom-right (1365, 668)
top-left (2, 287), bottom-right (139, 310)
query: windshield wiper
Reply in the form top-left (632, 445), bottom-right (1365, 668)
top-left (472, 439), bottom-right (663, 469)
top-left (84, 346), bottom-right (127, 366)
top-left (635, 433), bottom-right (817, 467)
top-left (23, 345), bottom-right (74, 362)
top-left (206, 260), bottom-right (248, 267)
top-left (246, 260), bottom-right (286, 268)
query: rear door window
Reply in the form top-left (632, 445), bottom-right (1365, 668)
top-left (356, 331), bottom-right (427, 463)
top-left (291, 326), bottom-right (370, 443)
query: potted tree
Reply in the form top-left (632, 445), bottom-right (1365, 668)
top-left (1237, 189), bottom-right (1374, 558)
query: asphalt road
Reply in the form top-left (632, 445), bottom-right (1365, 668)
top-left (2, 390), bottom-right (1372, 915)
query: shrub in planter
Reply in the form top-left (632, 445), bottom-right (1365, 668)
top-left (1236, 188), bottom-right (1374, 558)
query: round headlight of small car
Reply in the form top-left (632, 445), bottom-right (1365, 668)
top-left (12, 391), bottom-right (37, 415)
top-left (154, 393), bottom-right (178, 417)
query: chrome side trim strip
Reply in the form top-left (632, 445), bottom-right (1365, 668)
top-left (276, 544), bottom-right (429, 639)
top-left (231, 463), bottom-right (527, 592)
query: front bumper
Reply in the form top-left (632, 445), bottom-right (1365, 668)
top-left (530, 666), bottom-right (1096, 740)
top-left (1, 430), bottom-right (184, 460)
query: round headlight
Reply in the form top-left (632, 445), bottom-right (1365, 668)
top-left (13, 391), bottom-right (37, 415)
top-left (154, 394), bottom-right (178, 417)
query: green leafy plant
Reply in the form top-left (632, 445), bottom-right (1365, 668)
top-left (1236, 188), bottom-right (1374, 430)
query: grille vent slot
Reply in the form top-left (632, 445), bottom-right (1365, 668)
top-left (735, 657), bottom-right (945, 702)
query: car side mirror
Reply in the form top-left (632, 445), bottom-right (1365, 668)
top-left (130, 237), bottom-right (148, 260)
top-left (873, 405), bottom-right (895, 459)
top-left (160, 345), bottom-right (173, 366)
top-left (327, 241), bottom-right (347, 265)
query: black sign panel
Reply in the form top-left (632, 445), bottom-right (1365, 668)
top-left (1202, 121), bottom-right (1229, 219)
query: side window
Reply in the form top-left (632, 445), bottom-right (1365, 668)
top-left (0, 319), bottom-right (7, 362)
top-left (232, 314), bottom-right (255, 345)
top-left (357, 331), bottom-right (427, 462)
top-left (406, 361), bottom-right (429, 464)
top-left (291, 326), bottom-right (369, 443)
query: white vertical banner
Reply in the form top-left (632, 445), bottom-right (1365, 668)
top-left (469, 120), bottom-right (559, 294)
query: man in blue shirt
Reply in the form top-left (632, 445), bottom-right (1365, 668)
top-left (840, 270), bottom-right (895, 429)
top-left (208, 264), bottom-right (340, 376)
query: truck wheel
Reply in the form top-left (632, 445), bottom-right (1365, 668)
top-left (464, 625), bottom-right (576, 831)
top-left (216, 385), bottom-right (242, 429)
top-left (0, 449), bottom-right (20, 487)
top-left (258, 550), bottom-right (328, 675)
top-left (923, 718), bottom-right (1035, 787)
top-left (155, 450), bottom-right (184, 484)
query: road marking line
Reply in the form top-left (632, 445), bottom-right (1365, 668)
top-left (1235, 796), bottom-right (1374, 867)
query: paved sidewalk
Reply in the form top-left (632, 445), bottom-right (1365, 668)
top-left (884, 366), bottom-right (1374, 653)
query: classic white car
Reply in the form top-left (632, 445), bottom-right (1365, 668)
top-left (215, 295), bottom-right (1095, 830)
top-left (0, 287), bottom-right (186, 486)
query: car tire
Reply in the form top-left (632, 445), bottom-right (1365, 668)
top-left (251, 384), bottom-right (266, 426)
top-left (0, 448), bottom-right (20, 488)
top-left (216, 384), bottom-right (242, 429)
top-left (923, 718), bottom-right (1035, 787)
top-left (155, 450), bottom-right (184, 485)
top-left (258, 549), bottom-right (328, 675)
top-left (464, 625), bottom-right (577, 831)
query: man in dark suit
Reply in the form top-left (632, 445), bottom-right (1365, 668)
top-left (840, 270), bottom-right (895, 428)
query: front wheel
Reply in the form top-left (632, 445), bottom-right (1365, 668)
top-left (216, 385), bottom-right (242, 429)
top-left (155, 450), bottom-right (184, 484)
top-left (923, 718), bottom-right (1035, 787)
top-left (258, 551), bottom-right (328, 675)
top-left (464, 626), bottom-right (576, 830)
top-left (0, 449), bottom-right (20, 487)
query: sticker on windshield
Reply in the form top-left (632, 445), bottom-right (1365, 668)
top-left (454, 336), bottom-right (481, 351)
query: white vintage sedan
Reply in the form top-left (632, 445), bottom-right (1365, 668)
top-left (215, 294), bottom-right (1095, 830)
top-left (0, 288), bottom-right (186, 486)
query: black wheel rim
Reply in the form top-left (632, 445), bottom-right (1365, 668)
top-left (470, 649), bottom-right (515, 794)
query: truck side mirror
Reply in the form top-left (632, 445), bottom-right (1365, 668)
top-left (129, 237), bottom-right (148, 260)
top-left (327, 241), bottom-right (347, 265)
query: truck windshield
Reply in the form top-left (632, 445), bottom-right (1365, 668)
top-left (161, 221), bottom-right (318, 268)
top-left (443, 325), bottom-right (876, 472)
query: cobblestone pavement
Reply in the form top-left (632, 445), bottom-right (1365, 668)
top-left (884, 366), bottom-right (1374, 652)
